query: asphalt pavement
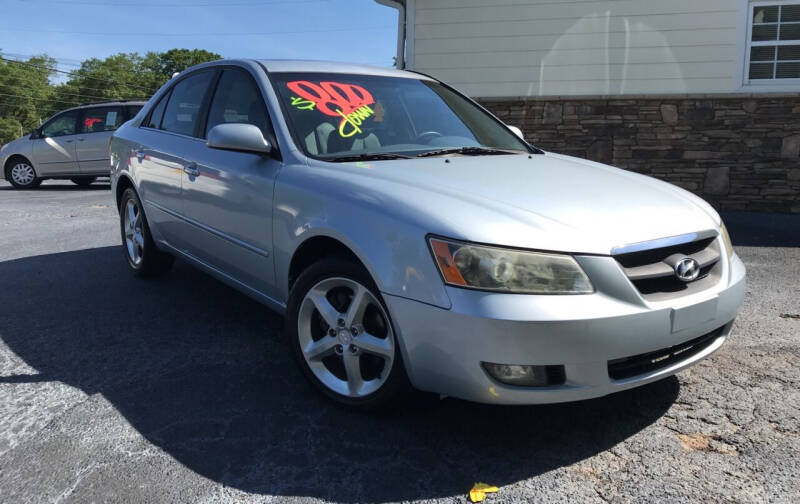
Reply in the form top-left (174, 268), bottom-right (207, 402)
top-left (0, 179), bottom-right (798, 503)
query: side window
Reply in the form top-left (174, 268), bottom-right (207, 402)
top-left (161, 71), bottom-right (215, 137)
top-left (80, 107), bottom-right (125, 133)
top-left (205, 68), bottom-right (271, 137)
top-left (145, 93), bottom-right (169, 129)
top-left (126, 105), bottom-right (143, 121)
top-left (41, 110), bottom-right (79, 138)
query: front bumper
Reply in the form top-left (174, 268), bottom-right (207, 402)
top-left (385, 251), bottom-right (746, 405)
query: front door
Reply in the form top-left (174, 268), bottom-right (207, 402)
top-left (76, 106), bottom-right (125, 175)
top-left (180, 68), bottom-right (279, 295)
top-left (31, 109), bottom-right (80, 176)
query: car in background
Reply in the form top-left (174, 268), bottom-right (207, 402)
top-left (109, 60), bottom-right (745, 410)
top-left (1, 101), bottom-right (145, 189)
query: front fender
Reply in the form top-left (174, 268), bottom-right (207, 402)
top-left (273, 163), bottom-right (451, 310)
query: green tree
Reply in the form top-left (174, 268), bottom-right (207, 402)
top-left (52, 48), bottom-right (220, 108)
top-left (0, 54), bottom-right (55, 144)
top-left (149, 48), bottom-right (221, 78)
top-left (0, 48), bottom-right (221, 146)
top-left (52, 53), bottom-right (150, 110)
top-left (0, 117), bottom-right (23, 144)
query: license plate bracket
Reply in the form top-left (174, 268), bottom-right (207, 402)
top-left (671, 297), bottom-right (718, 333)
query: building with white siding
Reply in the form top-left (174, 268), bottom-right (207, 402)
top-left (377, 0), bottom-right (800, 212)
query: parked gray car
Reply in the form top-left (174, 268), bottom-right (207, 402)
top-left (1, 101), bottom-right (144, 188)
top-left (109, 60), bottom-right (745, 410)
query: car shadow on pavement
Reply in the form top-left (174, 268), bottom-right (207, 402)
top-left (0, 246), bottom-right (678, 502)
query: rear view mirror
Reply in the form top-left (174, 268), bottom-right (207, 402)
top-left (207, 123), bottom-right (272, 154)
top-left (507, 125), bottom-right (525, 141)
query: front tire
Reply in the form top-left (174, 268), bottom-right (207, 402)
top-left (5, 158), bottom-right (41, 189)
top-left (71, 176), bottom-right (97, 187)
top-left (287, 258), bottom-right (410, 411)
top-left (119, 188), bottom-right (174, 277)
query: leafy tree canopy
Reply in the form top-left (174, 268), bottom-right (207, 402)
top-left (0, 48), bottom-right (220, 145)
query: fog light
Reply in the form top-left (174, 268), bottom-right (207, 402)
top-left (482, 362), bottom-right (566, 387)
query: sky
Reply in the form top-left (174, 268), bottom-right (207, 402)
top-left (0, 0), bottom-right (399, 73)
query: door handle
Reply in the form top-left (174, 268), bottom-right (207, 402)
top-left (64, 139), bottom-right (74, 143)
top-left (183, 162), bottom-right (200, 177)
top-left (77, 138), bottom-right (85, 142)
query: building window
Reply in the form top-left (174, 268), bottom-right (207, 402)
top-left (747, 2), bottom-right (800, 81)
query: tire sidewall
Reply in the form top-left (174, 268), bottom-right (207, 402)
top-left (286, 258), bottom-right (408, 409)
top-left (120, 188), bottom-right (145, 271)
top-left (119, 187), bottom-right (172, 276)
top-left (5, 158), bottom-right (40, 189)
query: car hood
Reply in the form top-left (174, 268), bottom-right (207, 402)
top-left (329, 151), bottom-right (721, 255)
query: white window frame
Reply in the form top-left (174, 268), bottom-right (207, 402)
top-left (742, 0), bottom-right (800, 87)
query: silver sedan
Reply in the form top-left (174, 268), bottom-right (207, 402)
top-left (109, 59), bottom-right (745, 410)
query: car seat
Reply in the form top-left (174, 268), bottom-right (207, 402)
top-left (304, 122), bottom-right (336, 155)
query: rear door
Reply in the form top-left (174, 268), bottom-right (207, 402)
top-left (76, 106), bottom-right (126, 175)
top-left (30, 109), bottom-right (80, 176)
top-left (179, 67), bottom-right (279, 295)
top-left (134, 70), bottom-right (217, 252)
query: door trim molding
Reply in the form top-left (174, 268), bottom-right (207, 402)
top-left (146, 199), bottom-right (271, 258)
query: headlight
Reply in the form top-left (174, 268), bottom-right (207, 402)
top-left (429, 237), bottom-right (593, 294)
top-left (720, 222), bottom-right (734, 260)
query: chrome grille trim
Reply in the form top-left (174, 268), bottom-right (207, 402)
top-left (612, 233), bottom-right (722, 300)
top-left (611, 229), bottom-right (718, 256)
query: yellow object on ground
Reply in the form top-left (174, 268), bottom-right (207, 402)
top-left (469, 482), bottom-right (499, 502)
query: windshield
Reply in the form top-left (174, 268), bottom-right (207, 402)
top-left (271, 72), bottom-right (532, 160)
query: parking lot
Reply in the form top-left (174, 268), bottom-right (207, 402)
top-left (0, 178), bottom-right (798, 503)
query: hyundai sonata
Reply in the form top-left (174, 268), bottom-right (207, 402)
top-left (109, 60), bottom-right (745, 409)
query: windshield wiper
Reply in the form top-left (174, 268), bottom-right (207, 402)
top-left (416, 146), bottom-right (523, 158)
top-left (325, 152), bottom-right (414, 162)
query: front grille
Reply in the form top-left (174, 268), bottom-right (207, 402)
top-left (613, 234), bottom-right (722, 301)
top-left (608, 326), bottom-right (724, 380)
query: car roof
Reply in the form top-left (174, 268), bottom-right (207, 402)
top-left (59, 101), bottom-right (147, 114)
top-left (176, 58), bottom-right (427, 81)
top-left (257, 59), bottom-right (431, 80)
top-left (79, 101), bottom-right (147, 108)
top-left (171, 59), bottom-right (436, 84)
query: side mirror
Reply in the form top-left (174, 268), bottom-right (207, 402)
top-left (507, 125), bottom-right (525, 141)
top-left (29, 129), bottom-right (41, 139)
top-left (207, 123), bottom-right (271, 154)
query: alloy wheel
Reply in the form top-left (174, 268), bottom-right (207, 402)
top-left (123, 199), bottom-right (144, 266)
top-left (10, 163), bottom-right (35, 186)
top-left (298, 277), bottom-right (395, 398)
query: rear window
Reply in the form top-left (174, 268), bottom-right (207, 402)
top-left (80, 106), bottom-right (125, 133)
top-left (126, 105), bottom-right (143, 121)
top-left (146, 93), bottom-right (169, 129)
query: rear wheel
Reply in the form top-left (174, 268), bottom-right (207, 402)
top-left (5, 158), bottom-right (41, 189)
top-left (119, 188), bottom-right (174, 277)
top-left (71, 176), bottom-right (97, 187)
top-left (287, 258), bottom-right (409, 410)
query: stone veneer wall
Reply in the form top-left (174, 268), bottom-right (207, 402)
top-left (479, 94), bottom-right (800, 213)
